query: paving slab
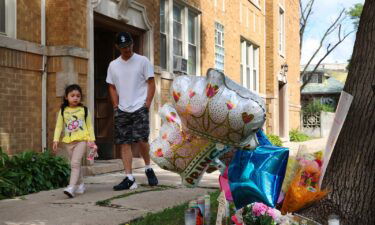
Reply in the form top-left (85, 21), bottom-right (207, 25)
top-left (0, 138), bottom-right (327, 225)
top-left (0, 167), bottom-right (220, 225)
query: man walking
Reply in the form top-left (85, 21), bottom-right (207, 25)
top-left (106, 32), bottom-right (158, 190)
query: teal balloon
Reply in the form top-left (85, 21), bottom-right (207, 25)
top-left (228, 146), bottom-right (289, 209)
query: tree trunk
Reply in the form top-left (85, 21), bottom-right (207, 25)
top-left (300, 1), bottom-right (375, 224)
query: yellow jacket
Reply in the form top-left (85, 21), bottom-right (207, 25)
top-left (53, 106), bottom-right (95, 143)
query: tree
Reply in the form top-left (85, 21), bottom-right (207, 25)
top-left (300, 0), bottom-right (355, 90)
top-left (348, 3), bottom-right (363, 29)
top-left (346, 3), bottom-right (363, 71)
top-left (300, 1), bottom-right (375, 224)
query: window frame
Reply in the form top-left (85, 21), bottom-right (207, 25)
top-left (241, 39), bottom-right (259, 93)
top-left (0, 0), bottom-right (17, 38)
top-left (160, 0), bottom-right (201, 76)
top-left (249, 0), bottom-right (261, 10)
top-left (278, 5), bottom-right (285, 56)
top-left (215, 21), bottom-right (225, 72)
top-left (160, 0), bottom-right (168, 69)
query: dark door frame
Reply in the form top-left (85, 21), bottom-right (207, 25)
top-left (93, 12), bottom-right (146, 159)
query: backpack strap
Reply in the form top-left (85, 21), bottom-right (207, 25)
top-left (61, 106), bottom-right (65, 124)
top-left (83, 106), bottom-right (88, 122)
top-left (61, 107), bottom-right (65, 118)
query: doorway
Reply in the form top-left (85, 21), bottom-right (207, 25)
top-left (94, 12), bottom-right (145, 159)
top-left (278, 82), bottom-right (288, 139)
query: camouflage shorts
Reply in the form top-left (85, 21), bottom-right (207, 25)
top-left (114, 106), bottom-right (150, 144)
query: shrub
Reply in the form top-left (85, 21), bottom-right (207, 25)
top-left (289, 129), bottom-right (311, 142)
top-left (303, 99), bottom-right (335, 113)
top-left (321, 104), bottom-right (335, 112)
top-left (266, 134), bottom-right (283, 146)
top-left (0, 148), bottom-right (70, 199)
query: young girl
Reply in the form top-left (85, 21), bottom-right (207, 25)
top-left (53, 84), bottom-right (97, 198)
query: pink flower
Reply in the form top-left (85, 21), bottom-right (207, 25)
top-left (252, 202), bottom-right (268, 217)
top-left (266, 207), bottom-right (281, 220)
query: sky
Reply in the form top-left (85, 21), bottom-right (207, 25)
top-left (301, 0), bottom-right (365, 65)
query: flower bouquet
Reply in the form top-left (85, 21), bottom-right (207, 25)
top-left (240, 202), bottom-right (321, 225)
top-left (281, 150), bottom-right (328, 214)
top-left (242, 202), bottom-right (283, 225)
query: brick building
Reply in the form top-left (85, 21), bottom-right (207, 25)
top-left (0, 0), bottom-right (300, 157)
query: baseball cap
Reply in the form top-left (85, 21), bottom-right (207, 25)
top-left (116, 32), bottom-right (133, 48)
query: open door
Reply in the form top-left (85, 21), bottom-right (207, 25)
top-left (94, 13), bottom-right (144, 159)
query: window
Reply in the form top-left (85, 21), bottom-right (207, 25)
top-left (279, 7), bottom-right (285, 55)
top-left (188, 12), bottom-right (197, 75)
top-left (241, 40), bottom-right (259, 92)
top-left (160, 0), bottom-right (167, 69)
top-left (215, 22), bottom-right (224, 72)
top-left (0, 0), bottom-right (5, 34)
top-left (0, 0), bottom-right (16, 38)
top-left (251, 0), bottom-right (260, 6)
top-left (173, 4), bottom-right (183, 68)
top-left (159, 0), bottom-right (200, 75)
top-left (303, 73), bottom-right (323, 84)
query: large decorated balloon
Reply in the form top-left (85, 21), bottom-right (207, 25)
top-left (171, 69), bottom-right (266, 149)
top-left (150, 104), bottom-right (231, 187)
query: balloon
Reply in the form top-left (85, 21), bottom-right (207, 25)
top-left (150, 104), bottom-right (231, 187)
top-left (171, 69), bottom-right (266, 149)
top-left (228, 146), bottom-right (289, 209)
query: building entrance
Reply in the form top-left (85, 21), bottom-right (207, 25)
top-left (93, 12), bottom-right (145, 159)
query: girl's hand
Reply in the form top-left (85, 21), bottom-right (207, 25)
top-left (52, 141), bottom-right (59, 154)
top-left (87, 141), bottom-right (98, 150)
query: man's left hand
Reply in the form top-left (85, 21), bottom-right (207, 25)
top-left (145, 101), bottom-right (151, 110)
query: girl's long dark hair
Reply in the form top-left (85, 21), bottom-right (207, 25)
top-left (61, 84), bottom-right (84, 112)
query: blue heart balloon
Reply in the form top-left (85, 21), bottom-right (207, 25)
top-left (228, 145), bottom-right (289, 209)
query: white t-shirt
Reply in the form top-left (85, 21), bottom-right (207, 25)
top-left (106, 53), bottom-right (154, 112)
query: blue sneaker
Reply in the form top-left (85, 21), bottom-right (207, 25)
top-left (146, 168), bottom-right (158, 186)
top-left (113, 177), bottom-right (137, 191)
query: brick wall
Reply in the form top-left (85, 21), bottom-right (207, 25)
top-left (285, 0), bottom-right (301, 130)
top-left (17, 0), bottom-right (41, 43)
top-left (0, 48), bottom-right (43, 154)
top-left (46, 56), bottom-right (88, 149)
top-left (265, 0), bottom-right (301, 135)
top-left (137, 0), bottom-right (160, 66)
top-left (160, 78), bottom-right (173, 105)
top-left (46, 0), bottom-right (87, 48)
top-left (198, 0), bottom-right (266, 84)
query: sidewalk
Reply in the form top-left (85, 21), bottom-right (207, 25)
top-left (0, 137), bottom-right (327, 225)
top-left (0, 165), bottom-right (220, 225)
top-left (284, 137), bottom-right (328, 156)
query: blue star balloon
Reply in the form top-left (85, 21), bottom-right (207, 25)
top-left (228, 145), bottom-right (289, 209)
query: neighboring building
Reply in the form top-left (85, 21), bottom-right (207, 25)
top-left (0, 0), bottom-right (300, 157)
top-left (300, 63), bottom-right (348, 72)
top-left (301, 71), bottom-right (344, 108)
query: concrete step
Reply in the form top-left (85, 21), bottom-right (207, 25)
top-left (82, 158), bottom-right (152, 176)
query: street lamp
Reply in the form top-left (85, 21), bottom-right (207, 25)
top-left (281, 63), bottom-right (289, 73)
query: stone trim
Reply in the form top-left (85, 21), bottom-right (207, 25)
top-left (289, 103), bottom-right (302, 109)
top-left (47, 46), bottom-right (89, 59)
top-left (0, 36), bottom-right (89, 59)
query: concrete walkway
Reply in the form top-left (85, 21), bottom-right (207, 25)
top-left (284, 137), bottom-right (328, 156)
top-left (0, 165), bottom-right (219, 225)
top-left (0, 138), bottom-right (327, 225)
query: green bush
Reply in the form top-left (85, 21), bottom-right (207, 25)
top-left (289, 129), bottom-right (311, 142)
top-left (321, 104), bottom-right (335, 112)
top-left (303, 99), bottom-right (335, 113)
top-left (0, 148), bottom-right (70, 199)
top-left (266, 134), bottom-right (283, 146)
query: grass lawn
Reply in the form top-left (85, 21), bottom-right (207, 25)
top-left (123, 189), bottom-right (221, 225)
